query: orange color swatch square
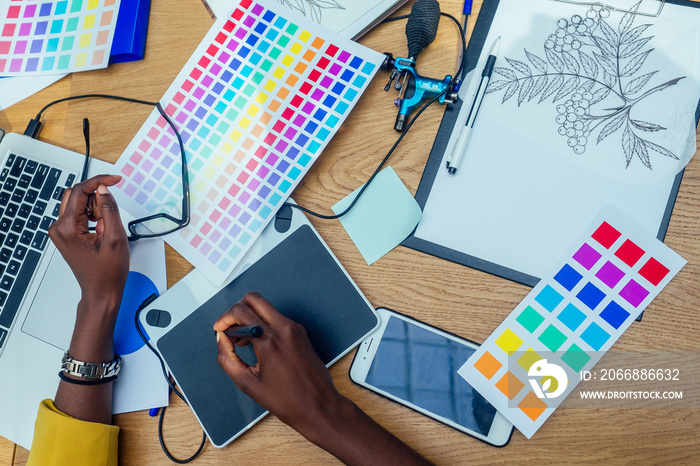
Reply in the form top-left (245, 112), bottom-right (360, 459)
top-left (495, 371), bottom-right (525, 400)
top-left (473, 351), bottom-right (502, 380)
top-left (518, 392), bottom-right (548, 421)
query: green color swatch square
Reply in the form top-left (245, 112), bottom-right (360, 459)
top-left (516, 306), bottom-right (545, 333)
top-left (269, 48), bottom-right (281, 60)
top-left (252, 72), bottom-right (264, 85)
top-left (70, 0), bottom-right (83, 13)
top-left (243, 84), bottom-right (255, 97)
top-left (225, 109), bottom-right (239, 120)
top-left (277, 35), bottom-right (290, 48)
top-left (234, 96), bottom-right (246, 109)
top-left (538, 325), bottom-right (568, 352)
top-left (61, 36), bottom-right (74, 51)
top-left (285, 23), bottom-right (299, 35)
top-left (57, 54), bottom-right (71, 70)
top-left (261, 60), bottom-right (273, 72)
top-left (561, 344), bottom-right (591, 372)
top-left (66, 17), bottom-right (79, 32)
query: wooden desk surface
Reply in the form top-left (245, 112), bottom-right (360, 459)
top-left (2, 0), bottom-right (699, 463)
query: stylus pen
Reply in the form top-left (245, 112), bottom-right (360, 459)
top-left (446, 36), bottom-right (500, 175)
top-left (223, 324), bottom-right (264, 338)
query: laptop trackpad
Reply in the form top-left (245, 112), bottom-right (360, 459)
top-left (22, 254), bottom-right (79, 351)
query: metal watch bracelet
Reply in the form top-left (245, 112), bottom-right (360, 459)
top-left (61, 351), bottom-right (122, 379)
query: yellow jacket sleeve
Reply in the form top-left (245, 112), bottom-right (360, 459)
top-left (27, 399), bottom-right (119, 466)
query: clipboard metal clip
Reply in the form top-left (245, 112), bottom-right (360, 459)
top-left (552, 0), bottom-right (666, 17)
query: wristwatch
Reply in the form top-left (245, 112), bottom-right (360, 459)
top-left (61, 351), bottom-right (122, 379)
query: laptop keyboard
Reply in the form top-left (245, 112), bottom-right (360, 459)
top-left (0, 153), bottom-right (77, 352)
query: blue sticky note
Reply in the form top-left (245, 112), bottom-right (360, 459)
top-left (332, 167), bottom-right (422, 265)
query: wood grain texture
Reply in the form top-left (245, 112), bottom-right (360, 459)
top-left (3, 0), bottom-right (700, 464)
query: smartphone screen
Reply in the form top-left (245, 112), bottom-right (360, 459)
top-left (364, 315), bottom-right (498, 436)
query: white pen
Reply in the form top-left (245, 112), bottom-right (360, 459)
top-left (447, 36), bottom-right (500, 175)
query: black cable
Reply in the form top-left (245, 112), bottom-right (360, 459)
top-left (282, 12), bottom-right (466, 220)
top-left (135, 299), bottom-right (207, 463)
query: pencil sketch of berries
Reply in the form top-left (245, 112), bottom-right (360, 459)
top-left (486, 1), bottom-right (685, 169)
top-left (278, 0), bottom-right (345, 23)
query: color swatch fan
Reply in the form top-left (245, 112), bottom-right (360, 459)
top-left (458, 206), bottom-right (686, 438)
top-left (113, 0), bottom-right (383, 285)
top-left (0, 0), bottom-right (122, 75)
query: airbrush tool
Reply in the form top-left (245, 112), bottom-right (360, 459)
top-left (381, 0), bottom-right (460, 132)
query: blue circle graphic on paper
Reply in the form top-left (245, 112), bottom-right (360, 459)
top-left (113, 271), bottom-right (158, 356)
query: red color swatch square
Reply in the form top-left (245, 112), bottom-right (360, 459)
top-left (264, 133), bottom-right (277, 146)
top-left (325, 44), bottom-right (339, 57)
top-left (290, 95), bottom-right (303, 108)
top-left (281, 108), bottom-right (294, 120)
top-left (240, 0), bottom-right (252, 8)
top-left (215, 32), bottom-right (227, 44)
top-left (317, 57), bottom-right (330, 69)
top-left (189, 68), bottom-right (202, 80)
top-left (7, 6), bottom-right (20, 18)
top-left (272, 120), bottom-right (285, 133)
top-left (299, 82), bottom-right (312, 95)
top-left (638, 257), bottom-right (670, 286)
top-left (232, 9), bottom-right (244, 20)
top-left (308, 69), bottom-right (321, 82)
top-left (197, 56), bottom-right (211, 68)
top-left (0, 41), bottom-right (10, 54)
top-left (615, 239), bottom-right (645, 267)
top-left (206, 44), bottom-right (219, 57)
top-left (223, 20), bottom-right (235, 32)
top-left (592, 221), bottom-right (622, 249)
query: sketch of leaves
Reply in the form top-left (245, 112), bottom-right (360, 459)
top-left (561, 52), bottom-right (580, 74)
top-left (598, 113), bottom-right (626, 144)
top-left (494, 67), bottom-right (517, 80)
top-left (486, 80), bottom-right (511, 94)
top-left (620, 37), bottom-right (653, 59)
top-left (545, 48), bottom-right (564, 73)
top-left (636, 138), bottom-right (652, 168)
top-left (622, 24), bottom-right (649, 44)
top-left (622, 125), bottom-right (635, 166)
top-left (518, 78), bottom-right (534, 106)
top-left (502, 81), bottom-right (519, 103)
top-left (630, 119), bottom-right (665, 132)
top-left (619, 9), bottom-right (635, 36)
top-left (646, 140), bottom-right (680, 160)
top-left (529, 75), bottom-right (548, 101)
top-left (598, 19), bottom-right (619, 45)
top-left (554, 76), bottom-right (579, 101)
top-left (580, 79), bottom-right (595, 93)
top-left (540, 73), bottom-right (564, 103)
top-left (506, 58), bottom-right (532, 76)
top-left (621, 49), bottom-right (652, 77)
top-left (591, 87), bottom-right (610, 105)
top-left (594, 52), bottom-right (617, 76)
top-left (579, 51), bottom-right (598, 79)
top-left (525, 50), bottom-right (548, 73)
top-left (593, 36), bottom-right (617, 59)
top-left (623, 71), bottom-right (657, 95)
top-left (603, 70), bottom-right (617, 88)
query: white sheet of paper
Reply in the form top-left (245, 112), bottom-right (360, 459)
top-left (0, 75), bottom-right (66, 110)
top-left (205, 0), bottom-right (406, 38)
top-left (414, 0), bottom-right (700, 280)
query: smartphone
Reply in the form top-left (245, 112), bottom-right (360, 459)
top-left (350, 308), bottom-right (513, 447)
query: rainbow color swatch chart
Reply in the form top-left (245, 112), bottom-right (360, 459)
top-left (113, 0), bottom-right (383, 285)
top-left (0, 0), bottom-right (121, 75)
top-left (458, 207), bottom-right (686, 438)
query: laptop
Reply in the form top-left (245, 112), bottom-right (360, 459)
top-left (0, 131), bottom-right (86, 449)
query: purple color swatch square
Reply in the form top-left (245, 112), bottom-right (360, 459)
top-left (619, 279), bottom-right (650, 308)
top-left (19, 23), bottom-right (32, 36)
top-left (320, 76), bottom-right (333, 88)
top-left (24, 5), bottom-right (37, 17)
top-left (311, 89), bottom-right (324, 101)
top-left (14, 41), bottom-right (27, 54)
top-left (30, 39), bottom-right (43, 53)
top-left (284, 127), bottom-right (297, 139)
top-left (235, 28), bottom-right (247, 39)
top-left (186, 119), bottom-right (198, 131)
top-left (226, 39), bottom-right (239, 52)
top-left (25, 57), bottom-right (39, 71)
top-left (573, 243), bottom-right (602, 270)
top-left (230, 224), bottom-right (242, 238)
top-left (292, 114), bottom-right (306, 127)
top-left (195, 107), bottom-right (207, 119)
top-left (251, 3), bottom-right (264, 15)
top-left (249, 198), bottom-right (262, 211)
top-left (259, 186), bottom-right (271, 198)
top-left (329, 63), bottom-right (342, 76)
top-left (243, 16), bottom-right (255, 28)
top-left (249, 179), bottom-right (261, 191)
top-left (596, 261), bottom-right (625, 288)
top-left (268, 172), bottom-right (280, 185)
top-left (239, 211), bottom-right (252, 225)
top-left (239, 191), bottom-right (251, 204)
top-left (275, 140), bottom-right (288, 152)
top-left (301, 102), bottom-right (315, 115)
top-left (337, 50), bottom-right (351, 63)
top-left (35, 21), bottom-right (48, 34)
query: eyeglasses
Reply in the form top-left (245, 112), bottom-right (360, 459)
top-left (126, 103), bottom-right (191, 241)
top-left (74, 96), bottom-right (190, 241)
top-left (552, 0), bottom-right (666, 17)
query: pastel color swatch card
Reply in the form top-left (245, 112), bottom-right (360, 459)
top-left (458, 207), bottom-right (686, 438)
top-left (332, 167), bottom-right (422, 265)
top-left (0, 0), bottom-right (121, 76)
top-left (113, 0), bottom-right (383, 285)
